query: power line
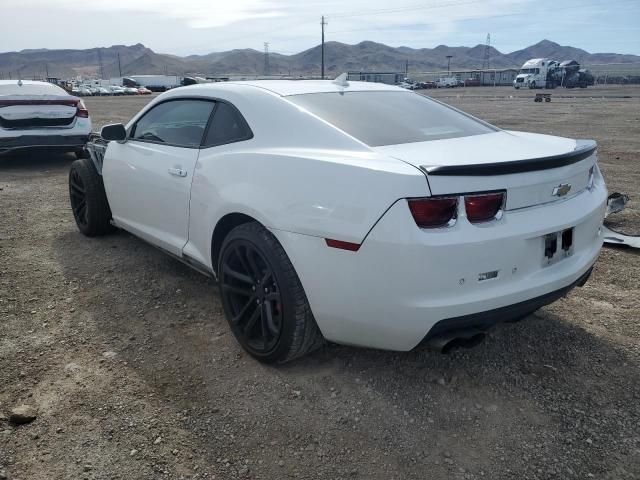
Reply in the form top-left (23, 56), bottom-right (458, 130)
top-left (326, 0), bottom-right (639, 36)
top-left (326, 0), bottom-right (488, 19)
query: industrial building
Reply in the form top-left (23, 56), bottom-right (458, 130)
top-left (443, 69), bottom-right (518, 86)
top-left (348, 69), bottom-right (518, 86)
top-left (347, 72), bottom-right (405, 85)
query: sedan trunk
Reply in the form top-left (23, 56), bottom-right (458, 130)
top-left (0, 95), bottom-right (80, 129)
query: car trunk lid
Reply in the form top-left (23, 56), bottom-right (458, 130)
top-left (0, 95), bottom-right (80, 129)
top-left (374, 131), bottom-right (597, 210)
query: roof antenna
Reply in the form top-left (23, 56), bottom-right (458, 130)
top-left (332, 73), bottom-right (349, 87)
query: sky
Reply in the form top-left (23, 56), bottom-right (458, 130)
top-left (1, 0), bottom-right (639, 56)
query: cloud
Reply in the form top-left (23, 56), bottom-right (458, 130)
top-left (3, 0), bottom-right (640, 55)
top-left (19, 0), bottom-right (285, 28)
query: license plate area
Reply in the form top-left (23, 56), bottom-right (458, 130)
top-left (543, 228), bottom-right (574, 266)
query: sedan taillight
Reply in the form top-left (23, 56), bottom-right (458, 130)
top-left (76, 100), bottom-right (89, 118)
top-left (464, 191), bottom-right (505, 223)
top-left (408, 197), bottom-right (458, 228)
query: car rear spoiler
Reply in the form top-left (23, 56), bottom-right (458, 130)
top-left (421, 141), bottom-right (596, 176)
top-left (0, 94), bottom-right (82, 107)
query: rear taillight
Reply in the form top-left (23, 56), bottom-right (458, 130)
top-left (464, 192), bottom-right (505, 223)
top-left (76, 100), bottom-right (89, 118)
top-left (408, 197), bottom-right (458, 228)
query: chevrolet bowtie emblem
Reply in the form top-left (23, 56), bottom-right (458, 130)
top-left (552, 183), bottom-right (572, 197)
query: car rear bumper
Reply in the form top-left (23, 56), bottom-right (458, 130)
top-left (422, 265), bottom-right (593, 341)
top-left (271, 172), bottom-right (607, 351)
top-left (0, 133), bottom-right (90, 154)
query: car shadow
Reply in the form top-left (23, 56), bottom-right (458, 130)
top-left (50, 227), bottom-right (640, 478)
top-left (0, 150), bottom-right (75, 171)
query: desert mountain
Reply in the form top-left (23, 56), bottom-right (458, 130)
top-left (0, 39), bottom-right (637, 79)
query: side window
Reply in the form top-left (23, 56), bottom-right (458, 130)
top-left (131, 100), bottom-right (214, 147)
top-left (203, 102), bottom-right (253, 148)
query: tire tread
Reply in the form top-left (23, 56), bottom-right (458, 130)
top-left (221, 222), bottom-right (324, 363)
top-left (69, 158), bottom-right (115, 237)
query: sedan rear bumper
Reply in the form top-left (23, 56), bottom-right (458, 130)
top-left (0, 134), bottom-right (89, 155)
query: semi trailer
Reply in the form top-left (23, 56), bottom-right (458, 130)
top-left (513, 58), bottom-right (594, 89)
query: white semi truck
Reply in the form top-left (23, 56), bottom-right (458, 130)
top-left (513, 58), bottom-right (594, 89)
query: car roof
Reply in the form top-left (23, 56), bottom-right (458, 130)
top-left (0, 80), bottom-right (68, 96)
top-left (184, 80), bottom-right (404, 97)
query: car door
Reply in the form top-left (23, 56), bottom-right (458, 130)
top-left (103, 98), bottom-right (214, 256)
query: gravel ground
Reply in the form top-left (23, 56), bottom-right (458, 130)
top-left (1, 85), bottom-right (639, 480)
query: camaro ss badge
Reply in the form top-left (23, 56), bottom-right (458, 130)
top-left (552, 183), bottom-right (572, 197)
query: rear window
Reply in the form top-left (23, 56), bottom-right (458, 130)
top-left (287, 91), bottom-right (497, 147)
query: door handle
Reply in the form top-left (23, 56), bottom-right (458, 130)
top-left (168, 167), bottom-right (187, 177)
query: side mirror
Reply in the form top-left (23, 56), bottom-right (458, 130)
top-left (101, 123), bottom-right (127, 142)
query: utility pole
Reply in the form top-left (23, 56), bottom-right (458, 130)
top-left (263, 42), bottom-right (270, 76)
top-left (117, 52), bottom-right (122, 77)
top-left (405, 59), bottom-right (409, 77)
top-left (446, 55), bottom-right (453, 75)
top-left (321, 15), bottom-right (327, 79)
top-left (45, 63), bottom-right (49, 79)
top-left (97, 49), bottom-right (105, 79)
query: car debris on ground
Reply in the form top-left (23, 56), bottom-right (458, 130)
top-left (603, 192), bottom-right (639, 248)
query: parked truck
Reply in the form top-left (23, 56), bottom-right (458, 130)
top-left (513, 58), bottom-right (594, 89)
top-left (435, 77), bottom-right (458, 88)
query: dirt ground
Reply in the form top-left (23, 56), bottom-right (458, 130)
top-left (1, 85), bottom-right (639, 480)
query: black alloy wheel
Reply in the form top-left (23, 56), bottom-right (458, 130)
top-left (217, 222), bottom-right (323, 363)
top-left (220, 239), bottom-right (284, 355)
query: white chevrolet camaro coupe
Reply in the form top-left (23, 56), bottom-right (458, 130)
top-left (68, 79), bottom-right (607, 363)
top-left (0, 80), bottom-right (91, 157)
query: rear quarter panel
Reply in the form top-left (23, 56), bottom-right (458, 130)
top-left (185, 144), bottom-right (429, 270)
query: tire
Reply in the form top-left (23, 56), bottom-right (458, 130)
top-left (74, 147), bottom-right (88, 159)
top-left (218, 222), bottom-right (323, 363)
top-left (69, 158), bottom-right (115, 237)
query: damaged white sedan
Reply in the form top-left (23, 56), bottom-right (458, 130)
top-left (69, 79), bottom-right (607, 363)
top-left (0, 80), bottom-right (91, 157)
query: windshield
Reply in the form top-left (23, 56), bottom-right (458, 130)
top-left (287, 91), bottom-right (497, 147)
top-left (519, 68), bottom-right (540, 74)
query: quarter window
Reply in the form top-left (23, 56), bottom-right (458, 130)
top-left (132, 100), bottom-right (214, 147)
top-left (203, 102), bottom-right (252, 147)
